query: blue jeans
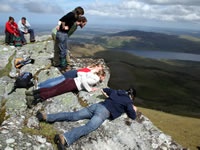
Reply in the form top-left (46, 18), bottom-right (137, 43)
top-left (46, 103), bottom-right (110, 146)
top-left (38, 70), bottom-right (77, 88)
top-left (56, 31), bottom-right (68, 57)
top-left (20, 29), bottom-right (35, 43)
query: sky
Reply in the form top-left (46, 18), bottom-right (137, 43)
top-left (0, 0), bottom-right (200, 30)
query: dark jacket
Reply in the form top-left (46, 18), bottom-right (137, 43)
top-left (100, 88), bottom-right (136, 120)
top-left (59, 12), bottom-right (77, 33)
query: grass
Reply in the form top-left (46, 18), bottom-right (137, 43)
top-left (0, 50), bottom-right (16, 78)
top-left (139, 107), bottom-right (200, 150)
top-left (21, 122), bottom-right (58, 149)
top-left (0, 98), bottom-right (9, 125)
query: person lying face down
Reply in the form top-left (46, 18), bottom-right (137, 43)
top-left (36, 87), bottom-right (137, 149)
top-left (37, 62), bottom-right (104, 89)
top-left (25, 69), bottom-right (106, 108)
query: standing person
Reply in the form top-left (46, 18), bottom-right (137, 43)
top-left (18, 17), bottom-right (35, 44)
top-left (36, 87), bottom-right (137, 149)
top-left (25, 70), bottom-right (106, 108)
top-left (37, 62), bottom-right (103, 89)
top-left (5, 16), bottom-right (20, 46)
top-left (56, 6), bottom-right (84, 72)
top-left (52, 16), bottom-right (87, 67)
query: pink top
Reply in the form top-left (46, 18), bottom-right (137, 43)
top-left (77, 68), bottom-right (91, 72)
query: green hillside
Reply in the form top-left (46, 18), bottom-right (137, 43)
top-left (89, 30), bottom-right (200, 54)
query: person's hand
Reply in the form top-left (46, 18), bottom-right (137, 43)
top-left (133, 105), bottom-right (137, 112)
top-left (64, 26), bottom-right (69, 30)
top-left (56, 25), bottom-right (59, 31)
top-left (91, 87), bottom-right (98, 92)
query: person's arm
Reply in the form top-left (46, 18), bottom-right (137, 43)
top-left (81, 73), bottom-right (100, 92)
top-left (102, 88), bottom-right (113, 97)
top-left (126, 104), bottom-right (137, 120)
top-left (56, 21), bottom-right (61, 30)
top-left (101, 89), bottom-right (109, 98)
top-left (17, 21), bottom-right (23, 32)
top-left (26, 20), bottom-right (31, 28)
top-left (6, 22), bottom-right (15, 34)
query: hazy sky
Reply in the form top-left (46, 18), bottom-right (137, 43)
top-left (0, 0), bottom-right (200, 30)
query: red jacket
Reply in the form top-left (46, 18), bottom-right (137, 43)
top-left (5, 21), bottom-right (20, 36)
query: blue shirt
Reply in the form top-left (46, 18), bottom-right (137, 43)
top-left (100, 88), bottom-right (136, 120)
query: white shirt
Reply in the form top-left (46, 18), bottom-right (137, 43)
top-left (74, 72), bottom-right (100, 92)
top-left (18, 20), bottom-right (31, 32)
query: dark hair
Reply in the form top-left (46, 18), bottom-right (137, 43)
top-left (127, 88), bottom-right (136, 99)
top-left (9, 16), bottom-right (14, 21)
top-left (72, 6), bottom-right (84, 18)
top-left (77, 16), bottom-right (87, 23)
top-left (74, 6), bottom-right (84, 15)
top-left (22, 17), bottom-right (26, 20)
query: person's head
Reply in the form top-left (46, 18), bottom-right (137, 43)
top-left (96, 69), bottom-right (106, 82)
top-left (73, 6), bottom-right (84, 17)
top-left (88, 62), bottom-right (104, 73)
top-left (21, 17), bottom-right (26, 24)
top-left (126, 87), bottom-right (136, 101)
top-left (76, 16), bottom-right (87, 28)
top-left (8, 16), bottom-right (14, 23)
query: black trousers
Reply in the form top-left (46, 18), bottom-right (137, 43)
top-left (5, 31), bottom-right (14, 45)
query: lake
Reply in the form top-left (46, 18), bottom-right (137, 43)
top-left (122, 50), bottom-right (200, 62)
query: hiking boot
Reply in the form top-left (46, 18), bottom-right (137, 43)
top-left (25, 90), bottom-right (40, 96)
top-left (26, 96), bottom-right (35, 108)
top-left (54, 134), bottom-right (67, 150)
top-left (25, 90), bottom-right (34, 96)
top-left (36, 111), bottom-right (46, 122)
top-left (59, 65), bottom-right (72, 74)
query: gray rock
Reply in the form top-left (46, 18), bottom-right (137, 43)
top-left (0, 35), bottom-right (184, 150)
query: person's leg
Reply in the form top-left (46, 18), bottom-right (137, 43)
top-left (56, 31), bottom-right (68, 68)
top-left (52, 31), bottom-right (60, 67)
top-left (63, 104), bottom-right (110, 146)
top-left (19, 31), bottom-right (26, 44)
top-left (38, 75), bottom-right (66, 89)
top-left (5, 31), bottom-right (10, 44)
top-left (28, 29), bottom-right (35, 42)
top-left (39, 78), bottom-right (77, 100)
top-left (47, 104), bottom-right (96, 123)
top-left (38, 70), bottom-right (77, 88)
top-left (9, 34), bottom-right (14, 45)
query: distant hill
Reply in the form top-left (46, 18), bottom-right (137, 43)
top-left (90, 30), bottom-right (200, 54)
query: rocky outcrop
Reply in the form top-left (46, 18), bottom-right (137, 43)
top-left (0, 36), bottom-right (183, 150)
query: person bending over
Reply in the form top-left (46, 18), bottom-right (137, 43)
top-left (36, 87), bottom-right (137, 149)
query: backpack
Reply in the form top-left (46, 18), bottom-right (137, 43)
top-left (14, 57), bottom-right (35, 69)
top-left (8, 72), bottom-right (34, 95)
top-left (13, 36), bottom-right (22, 47)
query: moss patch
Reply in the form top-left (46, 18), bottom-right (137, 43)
top-left (21, 122), bottom-right (58, 149)
top-left (0, 98), bottom-right (9, 125)
top-left (0, 50), bottom-right (16, 78)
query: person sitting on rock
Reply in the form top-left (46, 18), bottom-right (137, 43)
top-left (5, 16), bottom-right (20, 45)
top-left (25, 69), bottom-right (106, 108)
top-left (18, 17), bottom-right (35, 44)
top-left (36, 87), bottom-right (137, 149)
top-left (37, 62), bottom-right (104, 89)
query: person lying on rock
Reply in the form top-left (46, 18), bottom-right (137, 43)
top-left (25, 69), bottom-right (106, 108)
top-left (36, 87), bottom-right (137, 149)
top-left (38, 62), bottom-right (104, 89)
